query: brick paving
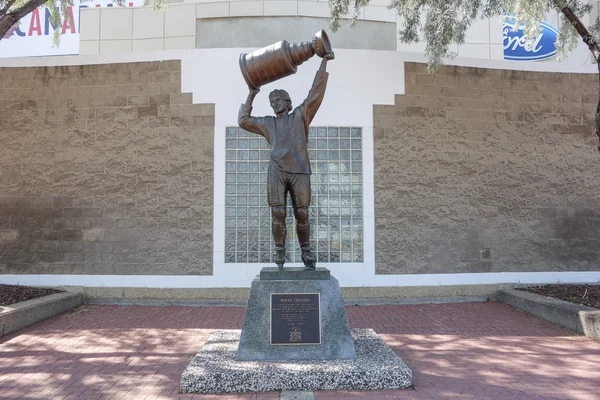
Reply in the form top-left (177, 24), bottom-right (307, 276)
top-left (0, 301), bottom-right (599, 400)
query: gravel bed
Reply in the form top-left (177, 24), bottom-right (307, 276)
top-left (181, 328), bottom-right (412, 393)
top-left (0, 284), bottom-right (64, 307)
top-left (518, 284), bottom-right (600, 309)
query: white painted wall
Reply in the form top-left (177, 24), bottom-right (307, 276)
top-left (0, 49), bottom-right (599, 289)
top-left (80, 0), bottom-right (396, 54)
top-left (80, 3), bottom-right (198, 54)
top-left (80, 0), bottom-right (600, 68)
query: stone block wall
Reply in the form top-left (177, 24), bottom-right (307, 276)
top-left (374, 62), bottom-right (600, 274)
top-left (0, 61), bottom-right (214, 275)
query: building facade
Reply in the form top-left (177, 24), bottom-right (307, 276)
top-left (0, 1), bottom-right (599, 301)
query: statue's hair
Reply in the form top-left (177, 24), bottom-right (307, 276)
top-left (269, 89), bottom-right (293, 112)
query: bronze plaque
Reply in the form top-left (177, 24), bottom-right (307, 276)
top-left (270, 293), bottom-right (321, 345)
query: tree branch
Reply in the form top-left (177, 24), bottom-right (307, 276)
top-left (553, 2), bottom-right (600, 153)
top-left (595, 63), bottom-right (600, 153)
top-left (0, 0), bottom-right (48, 39)
top-left (555, 3), bottom-right (600, 61)
top-left (1, 0), bottom-right (18, 15)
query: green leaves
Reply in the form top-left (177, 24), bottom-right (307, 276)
top-left (329, 0), bottom-right (600, 70)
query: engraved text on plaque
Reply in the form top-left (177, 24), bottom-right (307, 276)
top-left (270, 293), bottom-right (321, 345)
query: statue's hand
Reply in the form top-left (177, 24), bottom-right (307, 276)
top-left (324, 52), bottom-right (335, 61)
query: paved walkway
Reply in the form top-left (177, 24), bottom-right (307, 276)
top-left (0, 301), bottom-right (599, 400)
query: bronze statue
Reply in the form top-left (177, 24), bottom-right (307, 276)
top-left (238, 31), bottom-right (334, 270)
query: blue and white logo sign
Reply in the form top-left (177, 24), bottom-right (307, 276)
top-left (503, 16), bottom-right (559, 61)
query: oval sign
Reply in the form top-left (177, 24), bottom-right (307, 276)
top-left (503, 16), bottom-right (558, 61)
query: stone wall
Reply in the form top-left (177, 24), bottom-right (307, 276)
top-left (374, 62), bottom-right (600, 274)
top-left (0, 61), bottom-right (215, 275)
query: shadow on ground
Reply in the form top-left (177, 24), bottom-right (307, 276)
top-left (0, 302), bottom-right (598, 399)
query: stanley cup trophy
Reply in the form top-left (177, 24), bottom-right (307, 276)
top-left (238, 30), bottom-right (334, 270)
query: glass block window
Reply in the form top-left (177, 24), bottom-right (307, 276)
top-left (225, 126), bottom-right (363, 264)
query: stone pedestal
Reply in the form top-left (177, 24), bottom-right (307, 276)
top-left (180, 266), bottom-right (413, 393)
top-left (235, 267), bottom-right (356, 361)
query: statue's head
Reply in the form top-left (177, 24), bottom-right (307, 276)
top-left (269, 89), bottom-right (292, 115)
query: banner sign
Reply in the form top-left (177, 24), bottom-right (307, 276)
top-left (503, 16), bottom-right (559, 61)
top-left (0, 0), bottom-right (143, 58)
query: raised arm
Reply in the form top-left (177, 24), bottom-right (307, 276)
top-left (238, 88), bottom-right (268, 137)
top-left (302, 54), bottom-right (333, 125)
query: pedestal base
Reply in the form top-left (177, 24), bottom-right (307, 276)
top-left (180, 329), bottom-right (413, 393)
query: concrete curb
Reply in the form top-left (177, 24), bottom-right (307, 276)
top-left (497, 289), bottom-right (600, 341)
top-left (0, 292), bottom-right (83, 337)
top-left (84, 295), bottom-right (490, 307)
top-left (344, 295), bottom-right (489, 306)
top-left (61, 283), bottom-right (502, 305)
